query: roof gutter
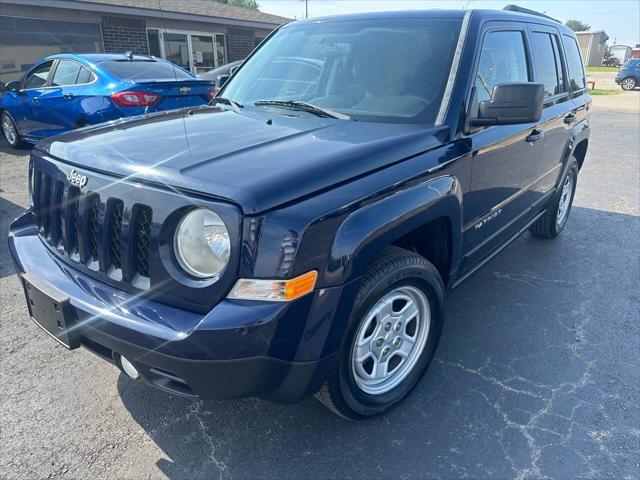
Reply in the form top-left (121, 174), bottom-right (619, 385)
top-left (3, 0), bottom-right (287, 30)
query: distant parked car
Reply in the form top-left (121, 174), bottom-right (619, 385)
top-left (199, 60), bottom-right (243, 88)
top-left (615, 59), bottom-right (640, 90)
top-left (0, 53), bottom-right (215, 148)
top-left (602, 57), bottom-right (620, 67)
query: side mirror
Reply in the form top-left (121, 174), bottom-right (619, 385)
top-left (5, 80), bottom-right (21, 93)
top-left (217, 74), bottom-right (230, 88)
top-left (471, 82), bottom-right (544, 126)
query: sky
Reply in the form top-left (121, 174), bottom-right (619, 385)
top-left (258, 0), bottom-right (640, 47)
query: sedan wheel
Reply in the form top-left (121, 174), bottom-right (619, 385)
top-left (1, 112), bottom-right (21, 148)
top-left (621, 77), bottom-right (637, 90)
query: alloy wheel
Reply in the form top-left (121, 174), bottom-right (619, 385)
top-left (2, 114), bottom-right (17, 146)
top-left (351, 285), bottom-right (431, 395)
top-left (556, 171), bottom-right (574, 227)
top-left (621, 78), bottom-right (636, 90)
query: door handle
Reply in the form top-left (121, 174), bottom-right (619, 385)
top-left (525, 129), bottom-right (544, 143)
top-left (63, 93), bottom-right (73, 100)
top-left (564, 113), bottom-right (577, 125)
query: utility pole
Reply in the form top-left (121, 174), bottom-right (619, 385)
top-left (305, 0), bottom-right (308, 19)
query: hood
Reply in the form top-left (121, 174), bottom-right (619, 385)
top-left (39, 107), bottom-right (447, 214)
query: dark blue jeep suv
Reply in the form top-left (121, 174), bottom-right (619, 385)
top-left (9, 6), bottom-right (590, 419)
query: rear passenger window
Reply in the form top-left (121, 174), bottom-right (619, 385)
top-left (476, 31), bottom-right (529, 103)
top-left (532, 32), bottom-right (565, 98)
top-left (76, 67), bottom-right (95, 84)
top-left (562, 35), bottom-right (586, 93)
top-left (51, 60), bottom-right (82, 87)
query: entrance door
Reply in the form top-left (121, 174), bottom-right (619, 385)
top-left (163, 32), bottom-right (190, 71)
top-left (191, 35), bottom-right (216, 75)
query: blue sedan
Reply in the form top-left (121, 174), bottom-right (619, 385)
top-left (0, 53), bottom-right (215, 147)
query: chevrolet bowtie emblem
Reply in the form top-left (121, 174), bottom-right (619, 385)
top-left (180, 86), bottom-right (191, 93)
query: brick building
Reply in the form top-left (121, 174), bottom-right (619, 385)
top-left (0, 0), bottom-right (289, 83)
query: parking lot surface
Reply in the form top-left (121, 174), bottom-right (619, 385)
top-left (1, 96), bottom-right (638, 479)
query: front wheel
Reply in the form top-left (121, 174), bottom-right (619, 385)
top-left (530, 157), bottom-right (579, 238)
top-left (315, 247), bottom-right (445, 420)
top-left (621, 77), bottom-right (637, 90)
top-left (1, 111), bottom-right (24, 148)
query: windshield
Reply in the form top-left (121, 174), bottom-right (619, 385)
top-left (222, 18), bottom-right (461, 124)
top-left (101, 60), bottom-right (193, 81)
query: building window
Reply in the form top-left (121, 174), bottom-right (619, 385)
top-left (148, 29), bottom-right (161, 57)
top-left (146, 29), bottom-right (228, 74)
top-left (216, 34), bottom-right (227, 66)
top-left (0, 16), bottom-right (102, 83)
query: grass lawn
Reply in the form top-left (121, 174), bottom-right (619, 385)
top-left (589, 88), bottom-right (622, 95)
top-left (586, 66), bottom-right (620, 73)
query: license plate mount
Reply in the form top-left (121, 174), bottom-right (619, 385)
top-left (21, 273), bottom-right (80, 349)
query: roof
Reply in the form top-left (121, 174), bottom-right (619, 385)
top-left (289, 8), bottom-right (570, 32)
top-left (5, 0), bottom-right (290, 28)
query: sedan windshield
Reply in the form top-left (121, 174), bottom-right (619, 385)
top-left (222, 18), bottom-right (462, 124)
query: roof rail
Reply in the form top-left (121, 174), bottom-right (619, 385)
top-left (503, 5), bottom-right (561, 23)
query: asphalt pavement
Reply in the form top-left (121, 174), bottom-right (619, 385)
top-left (1, 96), bottom-right (638, 479)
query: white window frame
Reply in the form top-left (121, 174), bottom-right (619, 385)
top-left (146, 28), bottom-right (227, 73)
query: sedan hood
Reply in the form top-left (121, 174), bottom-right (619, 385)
top-left (39, 107), bottom-right (447, 214)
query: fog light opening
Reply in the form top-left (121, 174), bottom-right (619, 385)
top-left (120, 355), bottom-right (140, 380)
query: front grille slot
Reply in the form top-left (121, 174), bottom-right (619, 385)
top-left (106, 199), bottom-right (124, 277)
top-left (50, 180), bottom-right (64, 248)
top-left (40, 174), bottom-right (52, 235)
top-left (67, 186), bottom-right (81, 260)
top-left (32, 166), bottom-right (154, 292)
top-left (85, 193), bottom-right (101, 270)
top-left (133, 205), bottom-right (152, 283)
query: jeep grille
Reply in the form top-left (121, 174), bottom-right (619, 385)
top-left (33, 170), bottom-right (154, 289)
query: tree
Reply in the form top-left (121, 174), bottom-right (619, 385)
top-left (218, 0), bottom-right (260, 9)
top-left (565, 19), bottom-right (591, 32)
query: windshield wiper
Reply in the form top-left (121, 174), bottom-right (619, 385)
top-left (254, 100), bottom-right (351, 120)
top-left (209, 96), bottom-right (243, 113)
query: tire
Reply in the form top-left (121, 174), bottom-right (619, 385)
top-left (529, 157), bottom-right (579, 238)
top-left (315, 247), bottom-right (446, 420)
top-left (1, 111), bottom-right (25, 148)
top-left (620, 77), bottom-right (637, 91)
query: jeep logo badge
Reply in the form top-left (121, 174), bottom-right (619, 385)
top-left (67, 169), bottom-right (88, 189)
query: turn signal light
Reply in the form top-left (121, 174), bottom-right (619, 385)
top-left (111, 91), bottom-right (160, 107)
top-left (227, 271), bottom-right (318, 302)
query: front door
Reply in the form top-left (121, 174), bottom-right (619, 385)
top-left (461, 24), bottom-right (545, 274)
top-left (17, 60), bottom-right (55, 138)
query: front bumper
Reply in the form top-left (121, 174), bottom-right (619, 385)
top-left (9, 211), bottom-right (355, 403)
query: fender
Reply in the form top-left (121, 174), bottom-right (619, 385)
top-left (325, 175), bottom-right (463, 287)
top-left (558, 116), bottom-right (590, 182)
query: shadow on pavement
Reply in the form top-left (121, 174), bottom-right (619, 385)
top-left (0, 196), bottom-right (27, 279)
top-left (117, 204), bottom-right (639, 480)
top-left (0, 140), bottom-right (31, 157)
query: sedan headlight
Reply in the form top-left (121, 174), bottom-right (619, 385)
top-left (174, 208), bottom-right (230, 279)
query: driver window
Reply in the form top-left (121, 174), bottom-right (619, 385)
top-left (24, 61), bottom-right (54, 89)
top-left (475, 31), bottom-right (529, 103)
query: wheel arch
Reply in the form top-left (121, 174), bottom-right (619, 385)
top-left (324, 175), bottom-right (463, 288)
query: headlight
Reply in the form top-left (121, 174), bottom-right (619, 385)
top-left (174, 208), bottom-right (230, 279)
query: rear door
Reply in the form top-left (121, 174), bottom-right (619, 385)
top-left (561, 34), bottom-right (590, 127)
top-left (461, 23), bottom-right (545, 274)
top-left (36, 59), bottom-right (97, 136)
top-left (526, 24), bottom-right (573, 206)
